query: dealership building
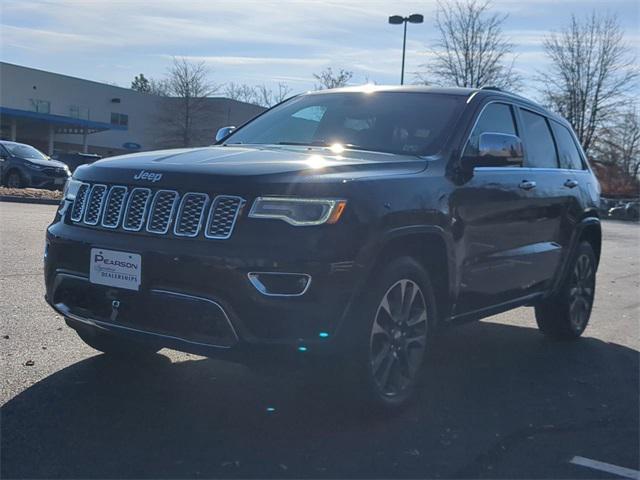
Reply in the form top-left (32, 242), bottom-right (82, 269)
top-left (0, 62), bottom-right (265, 157)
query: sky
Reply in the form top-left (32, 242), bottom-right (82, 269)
top-left (1, 0), bottom-right (638, 100)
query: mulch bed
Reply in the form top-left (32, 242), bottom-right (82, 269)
top-left (0, 187), bottom-right (63, 201)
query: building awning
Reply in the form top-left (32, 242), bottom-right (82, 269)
top-left (0, 107), bottom-right (126, 134)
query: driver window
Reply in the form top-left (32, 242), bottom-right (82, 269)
top-left (464, 103), bottom-right (518, 158)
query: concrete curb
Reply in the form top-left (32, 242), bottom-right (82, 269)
top-left (0, 196), bottom-right (60, 206)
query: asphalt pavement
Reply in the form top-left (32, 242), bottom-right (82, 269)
top-left (1, 202), bottom-right (638, 479)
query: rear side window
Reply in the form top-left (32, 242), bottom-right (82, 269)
top-left (521, 110), bottom-right (558, 168)
top-left (551, 122), bottom-right (584, 170)
top-left (464, 103), bottom-right (518, 159)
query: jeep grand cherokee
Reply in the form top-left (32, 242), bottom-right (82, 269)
top-left (44, 86), bottom-right (602, 408)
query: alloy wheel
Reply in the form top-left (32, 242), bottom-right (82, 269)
top-left (369, 279), bottom-right (428, 398)
top-left (568, 253), bottom-right (595, 331)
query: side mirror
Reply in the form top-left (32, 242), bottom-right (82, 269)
top-left (215, 126), bottom-right (236, 143)
top-left (462, 132), bottom-right (524, 171)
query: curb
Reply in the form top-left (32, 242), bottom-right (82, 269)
top-left (0, 196), bottom-right (61, 206)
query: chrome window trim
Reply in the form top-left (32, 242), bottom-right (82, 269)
top-left (459, 100), bottom-right (522, 168)
top-left (146, 189), bottom-right (179, 234)
top-left (122, 187), bottom-right (152, 232)
top-left (101, 186), bottom-right (128, 229)
top-left (205, 195), bottom-right (246, 239)
top-left (247, 272), bottom-right (312, 297)
top-left (70, 182), bottom-right (90, 222)
top-left (173, 192), bottom-right (209, 237)
top-left (83, 184), bottom-right (108, 226)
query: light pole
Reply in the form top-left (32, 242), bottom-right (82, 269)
top-left (388, 14), bottom-right (424, 85)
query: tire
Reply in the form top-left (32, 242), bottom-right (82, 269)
top-left (75, 327), bottom-right (161, 358)
top-left (343, 256), bottom-right (435, 410)
top-left (535, 241), bottom-right (597, 340)
top-left (5, 170), bottom-right (24, 188)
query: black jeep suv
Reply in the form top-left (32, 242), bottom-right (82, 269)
top-left (45, 86), bottom-right (601, 408)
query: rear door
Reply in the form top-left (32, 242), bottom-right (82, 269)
top-left (513, 108), bottom-right (567, 288)
top-left (549, 119), bottom-right (593, 258)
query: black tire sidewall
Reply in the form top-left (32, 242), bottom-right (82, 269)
top-left (6, 171), bottom-right (23, 188)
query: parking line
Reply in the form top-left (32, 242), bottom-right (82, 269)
top-left (570, 456), bottom-right (640, 479)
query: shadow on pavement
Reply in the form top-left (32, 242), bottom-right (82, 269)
top-left (2, 320), bottom-right (638, 479)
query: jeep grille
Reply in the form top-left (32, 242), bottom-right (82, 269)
top-left (70, 183), bottom-right (245, 239)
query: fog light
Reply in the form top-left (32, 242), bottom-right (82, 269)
top-left (247, 272), bottom-right (311, 297)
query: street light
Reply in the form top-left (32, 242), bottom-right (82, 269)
top-left (388, 13), bottom-right (424, 85)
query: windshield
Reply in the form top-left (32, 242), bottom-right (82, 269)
top-left (225, 92), bottom-right (465, 156)
top-left (4, 143), bottom-right (48, 161)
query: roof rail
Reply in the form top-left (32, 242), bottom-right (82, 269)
top-left (480, 86), bottom-right (503, 91)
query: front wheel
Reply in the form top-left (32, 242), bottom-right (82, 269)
top-left (5, 171), bottom-right (24, 188)
top-left (346, 256), bottom-right (435, 409)
top-left (535, 241), bottom-right (597, 340)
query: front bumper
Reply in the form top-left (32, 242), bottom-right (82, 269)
top-left (26, 171), bottom-right (70, 189)
top-left (44, 218), bottom-right (364, 359)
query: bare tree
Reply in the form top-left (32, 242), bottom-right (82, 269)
top-left (225, 82), bottom-right (292, 107)
top-left (419, 0), bottom-right (520, 90)
top-left (313, 67), bottom-right (353, 90)
top-left (224, 82), bottom-right (258, 104)
top-left (539, 12), bottom-right (638, 156)
top-left (593, 107), bottom-right (640, 180)
top-left (255, 82), bottom-right (292, 107)
top-left (155, 57), bottom-right (219, 148)
top-left (149, 78), bottom-right (171, 96)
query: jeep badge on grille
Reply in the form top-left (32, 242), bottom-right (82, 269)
top-left (133, 170), bottom-right (162, 182)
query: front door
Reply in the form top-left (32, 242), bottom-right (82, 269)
top-left (450, 102), bottom-right (555, 314)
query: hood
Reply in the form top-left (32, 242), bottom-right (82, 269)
top-left (23, 157), bottom-right (68, 169)
top-left (76, 145), bottom-right (427, 189)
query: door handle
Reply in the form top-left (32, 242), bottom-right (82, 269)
top-left (519, 180), bottom-right (536, 190)
top-left (564, 179), bottom-right (579, 188)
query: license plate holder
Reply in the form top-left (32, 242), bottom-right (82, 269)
top-left (89, 248), bottom-right (141, 291)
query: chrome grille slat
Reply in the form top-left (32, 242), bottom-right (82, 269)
top-left (174, 193), bottom-right (208, 237)
top-left (146, 190), bottom-right (179, 234)
top-left (70, 183), bottom-right (90, 222)
top-left (83, 184), bottom-right (107, 225)
top-left (69, 183), bottom-right (244, 240)
top-left (122, 188), bottom-right (152, 231)
top-left (205, 195), bottom-right (244, 239)
top-left (101, 186), bottom-right (128, 228)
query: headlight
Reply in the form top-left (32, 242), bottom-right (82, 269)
top-left (248, 197), bottom-right (347, 226)
top-left (63, 178), bottom-right (83, 201)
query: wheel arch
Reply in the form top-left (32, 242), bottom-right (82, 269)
top-left (360, 226), bottom-right (455, 325)
top-left (549, 215), bottom-right (602, 296)
top-left (579, 216), bottom-right (602, 266)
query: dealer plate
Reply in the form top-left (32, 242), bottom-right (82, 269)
top-left (89, 248), bottom-right (141, 291)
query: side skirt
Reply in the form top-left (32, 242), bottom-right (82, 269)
top-left (444, 292), bottom-right (545, 327)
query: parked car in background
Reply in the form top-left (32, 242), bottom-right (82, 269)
top-left (50, 152), bottom-right (102, 173)
top-left (608, 201), bottom-right (640, 221)
top-left (0, 141), bottom-right (70, 189)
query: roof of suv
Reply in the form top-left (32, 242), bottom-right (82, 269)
top-left (308, 84), bottom-right (565, 126)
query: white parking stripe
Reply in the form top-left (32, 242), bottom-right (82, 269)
top-left (570, 456), bottom-right (640, 479)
